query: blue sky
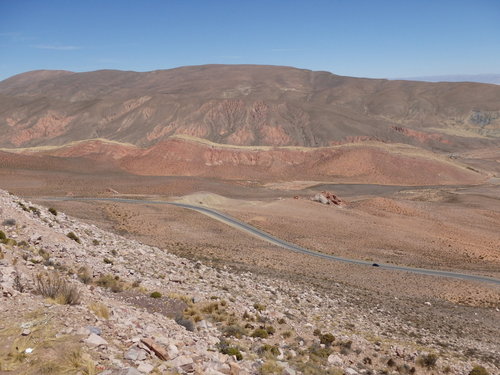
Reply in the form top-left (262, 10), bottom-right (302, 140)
top-left (1, 0), bottom-right (499, 81)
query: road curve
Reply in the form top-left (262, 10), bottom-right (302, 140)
top-left (44, 196), bottom-right (500, 286)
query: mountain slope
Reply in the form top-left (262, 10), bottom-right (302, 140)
top-left (1, 65), bottom-right (499, 151)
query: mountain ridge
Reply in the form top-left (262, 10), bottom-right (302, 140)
top-left (1, 64), bottom-right (499, 152)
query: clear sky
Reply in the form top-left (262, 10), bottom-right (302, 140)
top-left (1, 0), bottom-right (499, 81)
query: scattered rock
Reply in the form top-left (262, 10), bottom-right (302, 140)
top-left (140, 338), bottom-right (169, 360)
top-left (84, 333), bottom-right (108, 348)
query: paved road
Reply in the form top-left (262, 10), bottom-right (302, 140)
top-left (45, 196), bottom-right (500, 286)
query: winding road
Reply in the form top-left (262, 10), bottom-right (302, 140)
top-left (45, 196), bottom-right (500, 286)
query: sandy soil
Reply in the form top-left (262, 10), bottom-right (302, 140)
top-left (10, 171), bottom-right (496, 309)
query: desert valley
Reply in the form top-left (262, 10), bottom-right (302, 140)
top-left (0, 65), bottom-right (499, 375)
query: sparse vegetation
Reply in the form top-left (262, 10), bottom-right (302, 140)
top-left (253, 303), bottom-right (266, 312)
top-left (89, 302), bottom-right (110, 319)
top-left (260, 360), bottom-right (282, 374)
top-left (223, 324), bottom-right (247, 339)
top-left (251, 328), bottom-right (269, 339)
top-left (469, 366), bottom-right (489, 375)
top-left (66, 232), bottom-right (81, 244)
top-left (103, 257), bottom-right (113, 264)
top-left (95, 274), bottom-right (124, 293)
top-left (417, 353), bottom-right (438, 368)
top-left (319, 333), bottom-right (335, 346)
top-left (48, 207), bottom-right (58, 216)
top-left (35, 272), bottom-right (81, 305)
top-left (150, 291), bottom-right (162, 298)
top-left (77, 267), bottom-right (92, 284)
top-left (218, 339), bottom-right (243, 360)
top-left (29, 206), bottom-right (41, 216)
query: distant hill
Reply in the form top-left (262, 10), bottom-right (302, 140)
top-left (1, 65), bottom-right (499, 153)
top-left (400, 74), bottom-right (500, 85)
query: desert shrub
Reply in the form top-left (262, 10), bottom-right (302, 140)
top-left (319, 333), bottom-right (335, 346)
top-left (89, 302), bottom-right (110, 319)
top-left (35, 272), bottom-right (81, 305)
top-left (2, 218), bottom-right (16, 226)
top-left (92, 239), bottom-right (100, 246)
top-left (313, 328), bottom-right (321, 336)
top-left (17, 201), bottom-right (29, 211)
top-left (218, 339), bottom-right (243, 360)
top-left (309, 342), bottom-right (332, 359)
top-left (0, 230), bottom-right (6, 241)
top-left (469, 366), bottom-right (489, 375)
top-left (265, 325), bottom-right (275, 335)
top-left (242, 311), bottom-right (254, 321)
top-left (132, 280), bottom-right (141, 288)
top-left (66, 232), bottom-right (81, 244)
top-left (387, 358), bottom-right (396, 367)
top-left (48, 207), bottom-right (58, 216)
top-left (29, 206), bottom-right (41, 216)
top-left (417, 353), bottom-right (438, 368)
top-left (223, 324), bottom-right (247, 339)
top-left (260, 360), bottom-right (282, 374)
top-left (282, 330), bottom-right (292, 338)
top-left (258, 344), bottom-right (280, 357)
top-left (277, 318), bottom-right (286, 324)
top-left (201, 302), bottom-right (220, 314)
top-left (77, 267), bottom-right (92, 284)
top-left (95, 274), bottom-right (123, 292)
top-left (2, 238), bottom-right (17, 246)
top-left (150, 291), bottom-right (162, 298)
top-left (103, 258), bottom-right (113, 264)
top-left (175, 316), bottom-right (194, 331)
top-left (253, 303), bottom-right (266, 312)
top-left (251, 328), bottom-right (269, 339)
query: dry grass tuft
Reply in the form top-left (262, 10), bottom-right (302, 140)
top-left (88, 302), bottom-right (110, 319)
top-left (35, 272), bottom-right (81, 305)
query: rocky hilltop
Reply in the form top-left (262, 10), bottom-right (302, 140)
top-left (0, 189), bottom-right (497, 375)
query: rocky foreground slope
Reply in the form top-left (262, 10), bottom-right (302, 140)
top-left (0, 189), bottom-right (497, 375)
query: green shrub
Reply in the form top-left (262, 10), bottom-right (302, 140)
top-left (0, 230), bottom-right (6, 241)
top-left (223, 324), bottom-right (247, 339)
top-left (470, 366), bottom-right (489, 375)
top-left (258, 344), bottom-right (280, 357)
top-left (66, 232), bottom-right (81, 244)
top-left (48, 207), bottom-right (58, 216)
top-left (150, 291), bottom-right (162, 298)
top-left (251, 328), bottom-right (269, 339)
top-left (218, 339), bottom-right (243, 361)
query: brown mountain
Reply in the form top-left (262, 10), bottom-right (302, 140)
top-left (1, 65), bottom-right (499, 151)
top-left (0, 65), bottom-right (498, 184)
